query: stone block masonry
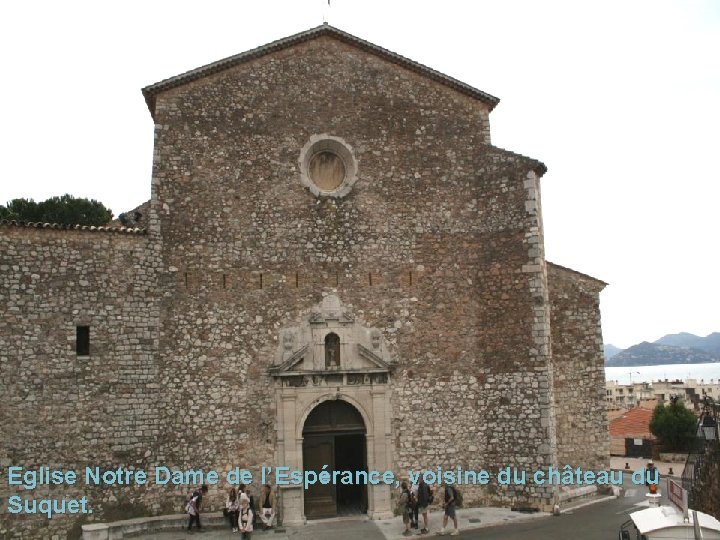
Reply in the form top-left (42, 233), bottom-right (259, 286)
top-left (0, 227), bottom-right (161, 539)
top-left (0, 25), bottom-right (608, 538)
top-left (548, 263), bottom-right (609, 472)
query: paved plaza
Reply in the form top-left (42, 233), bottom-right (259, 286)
top-left (126, 459), bottom-right (675, 540)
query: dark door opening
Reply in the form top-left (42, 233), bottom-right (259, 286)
top-left (302, 400), bottom-right (367, 519)
top-left (624, 437), bottom-right (653, 459)
top-left (334, 434), bottom-right (366, 516)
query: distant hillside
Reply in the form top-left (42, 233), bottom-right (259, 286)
top-left (606, 341), bottom-right (719, 367)
top-left (655, 332), bottom-right (720, 356)
top-left (604, 344), bottom-right (623, 360)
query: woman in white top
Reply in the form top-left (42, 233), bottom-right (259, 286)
top-left (226, 487), bottom-right (239, 532)
top-left (238, 493), bottom-right (254, 539)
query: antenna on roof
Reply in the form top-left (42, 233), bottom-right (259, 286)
top-left (323, 0), bottom-right (330, 24)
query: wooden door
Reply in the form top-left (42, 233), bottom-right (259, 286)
top-left (303, 434), bottom-right (336, 518)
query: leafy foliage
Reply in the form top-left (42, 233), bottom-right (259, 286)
top-left (0, 194), bottom-right (113, 226)
top-left (649, 399), bottom-right (698, 451)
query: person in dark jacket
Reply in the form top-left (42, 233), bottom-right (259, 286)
top-left (187, 484), bottom-right (208, 531)
top-left (257, 484), bottom-right (277, 530)
top-left (416, 476), bottom-right (433, 534)
top-left (439, 482), bottom-right (459, 536)
top-left (398, 481), bottom-right (412, 536)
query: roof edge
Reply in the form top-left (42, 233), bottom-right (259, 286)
top-left (485, 144), bottom-right (548, 177)
top-left (142, 24), bottom-right (500, 120)
top-left (547, 261), bottom-right (608, 287)
top-left (0, 219), bottom-right (147, 235)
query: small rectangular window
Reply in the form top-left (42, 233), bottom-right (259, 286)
top-left (76, 326), bottom-right (90, 356)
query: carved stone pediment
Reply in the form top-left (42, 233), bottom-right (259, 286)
top-left (268, 295), bottom-right (393, 382)
top-left (308, 294), bottom-right (356, 325)
top-left (357, 344), bottom-right (389, 369)
top-left (268, 344), bottom-right (309, 375)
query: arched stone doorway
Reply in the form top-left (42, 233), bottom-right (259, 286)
top-left (268, 295), bottom-right (394, 525)
top-left (302, 400), bottom-right (368, 518)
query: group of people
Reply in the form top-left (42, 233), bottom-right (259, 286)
top-left (397, 478), bottom-right (460, 536)
top-left (186, 461), bottom-right (662, 536)
top-left (185, 483), bottom-right (277, 538)
top-left (186, 478), bottom-right (462, 536)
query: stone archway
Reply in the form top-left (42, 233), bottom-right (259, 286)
top-left (268, 295), bottom-right (394, 525)
top-left (302, 399), bottom-right (367, 518)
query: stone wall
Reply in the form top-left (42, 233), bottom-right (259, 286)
top-left (0, 31), bottom-right (608, 539)
top-left (548, 263), bottom-right (609, 471)
top-left (149, 35), bottom-right (556, 511)
top-left (0, 226), bottom-right (161, 539)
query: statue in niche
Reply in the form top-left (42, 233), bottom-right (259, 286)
top-left (283, 331), bottom-right (294, 352)
top-left (325, 332), bottom-right (340, 369)
top-left (371, 330), bottom-right (381, 350)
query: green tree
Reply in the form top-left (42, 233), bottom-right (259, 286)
top-left (0, 194), bottom-right (113, 226)
top-left (0, 198), bottom-right (43, 222)
top-left (650, 399), bottom-right (698, 451)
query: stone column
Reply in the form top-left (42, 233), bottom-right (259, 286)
top-left (522, 169), bottom-right (558, 510)
top-left (278, 389), bottom-right (305, 525)
top-left (368, 388), bottom-right (393, 519)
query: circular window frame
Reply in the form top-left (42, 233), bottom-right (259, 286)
top-left (299, 134), bottom-right (358, 198)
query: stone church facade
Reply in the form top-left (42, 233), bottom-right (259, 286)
top-left (0, 25), bottom-right (608, 539)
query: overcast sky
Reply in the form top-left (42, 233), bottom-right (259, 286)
top-left (1, 1), bottom-right (718, 349)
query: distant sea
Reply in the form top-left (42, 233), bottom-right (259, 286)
top-left (605, 362), bottom-right (720, 385)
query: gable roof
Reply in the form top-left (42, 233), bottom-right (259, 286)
top-left (142, 24), bottom-right (500, 120)
top-left (547, 261), bottom-right (608, 287)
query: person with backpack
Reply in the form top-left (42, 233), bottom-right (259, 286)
top-left (186, 484), bottom-right (208, 532)
top-left (409, 480), bottom-right (419, 530)
top-left (397, 481), bottom-right (413, 536)
top-left (242, 484), bottom-right (259, 528)
top-left (439, 482), bottom-right (460, 536)
top-left (238, 493), bottom-right (254, 539)
top-left (416, 476), bottom-right (433, 534)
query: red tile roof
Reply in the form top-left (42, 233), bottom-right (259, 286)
top-left (609, 407), bottom-right (655, 438)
